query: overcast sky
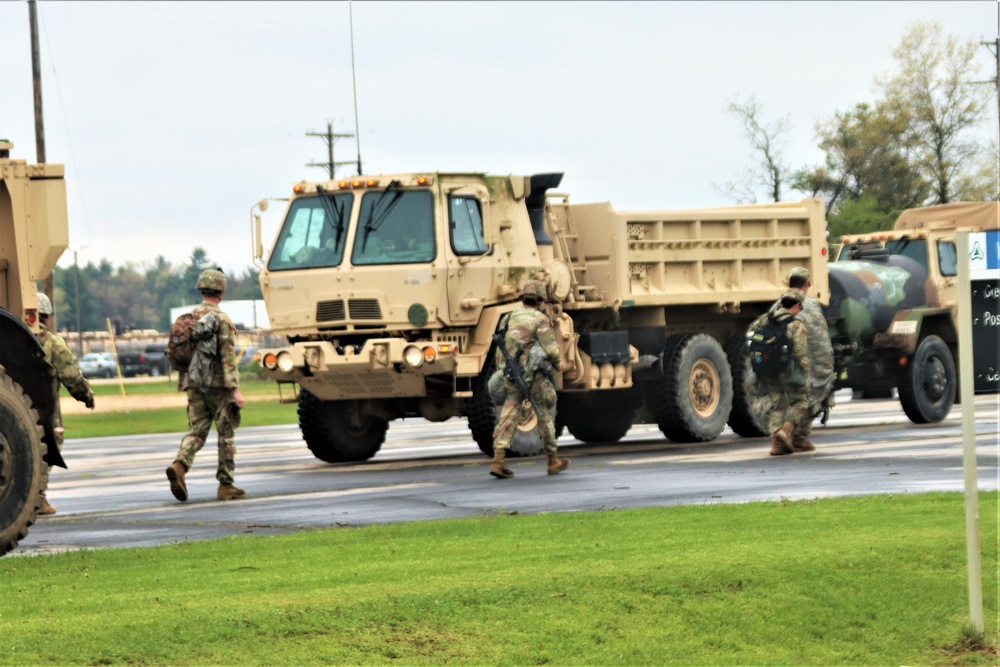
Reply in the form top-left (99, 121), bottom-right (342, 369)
top-left (1, 1), bottom-right (997, 275)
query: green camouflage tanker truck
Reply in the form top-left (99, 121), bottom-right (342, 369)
top-left (253, 172), bottom-right (831, 461)
top-left (830, 201), bottom-right (1000, 420)
top-left (0, 140), bottom-right (69, 555)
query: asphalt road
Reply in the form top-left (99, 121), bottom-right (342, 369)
top-left (14, 391), bottom-right (1000, 557)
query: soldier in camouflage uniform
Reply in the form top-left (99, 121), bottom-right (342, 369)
top-left (165, 269), bottom-right (246, 502)
top-left (33, 293), bottom-right (95, 515)
top-left (490, 280), bottom-right (569, 479)
top-left (787, 267), bottom-right (834, 450)
top-left (747, 290), bottom-right (810, 456)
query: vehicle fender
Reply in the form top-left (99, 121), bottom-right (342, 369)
top-left (873, 308), bottom-right (956, 356)
top-left (0, 308), bottom-right (65, 468)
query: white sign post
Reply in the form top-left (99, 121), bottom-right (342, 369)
top-left (956, 231), bottom-right (985, 634)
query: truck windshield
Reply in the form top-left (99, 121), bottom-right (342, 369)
top-left (268, 192), bottom-right (354, 271)
top-left (351, 190), bottom-right (434, 265)
top-left (885, 238), bottom-right (928, 270)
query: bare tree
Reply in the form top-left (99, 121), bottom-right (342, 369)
top-left (718, 96), bottom-right (792, 203)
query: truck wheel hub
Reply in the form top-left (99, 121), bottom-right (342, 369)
top-left (689, 360), bottom-right (720, 417)
top-left (925, 356), bottom-right (947, 400)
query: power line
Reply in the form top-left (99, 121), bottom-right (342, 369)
top-left (305, 120), bottom-right (356, 180)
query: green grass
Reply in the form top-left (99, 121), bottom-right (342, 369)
top-left (62, 401), bottom-right (298, 438)
top-left (87, 376), bottom-right (286, 398)
top-left (2, 492), bottom-right (997, 665)
top-left (63, 378), bottom-right (298, 438)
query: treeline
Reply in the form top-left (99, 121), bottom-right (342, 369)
top-left (48, 247), bottom-right (259, 334)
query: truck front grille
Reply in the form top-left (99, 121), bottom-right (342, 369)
top-left (349, 298), bottom-right (382, 320)
top-left (316, 300), bottom-right (346, 322)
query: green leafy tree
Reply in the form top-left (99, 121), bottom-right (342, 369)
top-left (877, 20), bottom-right (994, 203)
top-left (794, 102), bottom-right (928, 216)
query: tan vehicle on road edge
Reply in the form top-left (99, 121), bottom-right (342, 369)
top-left (254, 172), bottom-right (828, 462)
top-left (0, 140), bottom-right (69, 555)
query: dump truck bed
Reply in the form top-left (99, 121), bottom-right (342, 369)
top-left (552, 197), bottom-right (828, 307)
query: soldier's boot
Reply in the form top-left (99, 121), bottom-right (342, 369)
top-left (489, 447), bottom-right (514, 479)
top-left (165, 461), bottom-right (188, 502)
top-left (792, 435), bottom-right (816, 452)
top-left (546, 451), bottom-right (570, 475)
top-left (217, 483), bottom-right (246, 501)
top-left (770, 423), bottom-right (794, 456)
top-left (37, 492), bottom-right (57, 516)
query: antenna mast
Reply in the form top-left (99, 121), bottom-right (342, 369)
top-left (349, 0), bottom-right (363, 175)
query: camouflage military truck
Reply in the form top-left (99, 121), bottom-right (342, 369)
top-left (830, 202), bottom-right (1000, 421)
top-left (253, 172), bottom-right (829, 462)
top-left (0, 140), bottom-right (69, 556)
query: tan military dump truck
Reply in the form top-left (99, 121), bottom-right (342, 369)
top-left (254, 172), bottom-right (828, 462)
top-left (833, 202), bottom-right (1000, 411)
top-left (0, 140), bottom-right (69, 556)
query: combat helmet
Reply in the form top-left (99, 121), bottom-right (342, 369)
top-left (36, 292), bottom-right (54, 315)
top-left (196, 268), bottom-right (227, 293)
top-left (519, 280), bottom-right (547, 302)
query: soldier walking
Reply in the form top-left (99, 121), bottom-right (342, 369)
top-left (748, 290), bottom-right (810, 456)
top-left (165, 269), bottom-right (246, 501)
top-left (490, 280), bottom-right (569, 479)
top-left (786, 267), bottom-right (835, 451)
top-left (33, 293), bottom-right (95, 515)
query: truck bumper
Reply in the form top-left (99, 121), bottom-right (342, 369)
top-left (260, 339), bottom-right (460, 401)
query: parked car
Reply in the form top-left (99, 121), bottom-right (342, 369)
top-left (79, 352), bottom-right (118, 379)
top-left (118, 344), bottom-right (170, 377)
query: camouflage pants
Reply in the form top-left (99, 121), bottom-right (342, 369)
top-left (175, 388), bottom-right (238, 484)
top-left (493, 376), bottom-right (558, 454)
top-left (759, 377), bottom-right (810, 437)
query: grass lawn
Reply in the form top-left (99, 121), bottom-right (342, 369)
top-left (63, 378), bottom-right (298, 438)
top-left (2, 492), bottom-right (997, 665)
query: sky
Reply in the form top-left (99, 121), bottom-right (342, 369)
top-left (1, 1), bottom-right (997, 276)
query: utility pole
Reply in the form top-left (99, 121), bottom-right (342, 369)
top-left (306, 120), bottom-right (356, 179)
top-left (28, 0), bottom-right (55, 328)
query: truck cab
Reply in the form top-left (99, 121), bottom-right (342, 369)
top-left (837, 202), bottom-right (998, 316)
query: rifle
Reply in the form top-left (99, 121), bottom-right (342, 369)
top-left (491, 330), bottom-right (545, 422)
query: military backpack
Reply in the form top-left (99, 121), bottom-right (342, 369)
top-left (166, 311), bottom-right (201, 373)
top-left (747, 311), bottom-right (793, 378)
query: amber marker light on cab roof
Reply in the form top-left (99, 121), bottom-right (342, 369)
top-left (416, 176), bottom-right (431, 185)
top-left (293, 184), bottom-right (306, 194)
top-left (365, 179), bottom-right (379, 187)
top-left (338, 180), bottom-right (350, 189)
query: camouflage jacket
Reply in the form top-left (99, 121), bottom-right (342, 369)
top-left (37, 325), bottom-right (93, 404)
top-left (495, 306), bottom-right (561, 383)
top-left (799, 295), bottom-right (835, 397)
top-left (179, 301), bottom-right (240, 391)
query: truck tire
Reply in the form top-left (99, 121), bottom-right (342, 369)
top-left (465, 360), bottom-right (498, 457)
top-left (647, 333), bottom-right (733, 443)
top-left (150, 365), bottom-right (161, 377)
top-left (562, 392), bottom-right (635, 443)
top-left (898, 335), bottom-right (956, 424)
top-left (725, 334), bottom-right (768, 437)
top-left (297, 391), bottom-right (387, 462)
top-left (0, 372), bottom-right (47, 557)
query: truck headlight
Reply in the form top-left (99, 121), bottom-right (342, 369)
top-left (403, 345), bottom-right (423, 368)
top-left (276, 351), bottom-right (295, 373)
